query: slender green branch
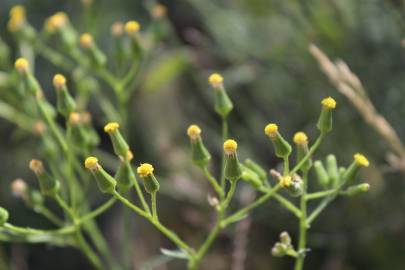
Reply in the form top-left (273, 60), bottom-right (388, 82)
top-left (283, 157), bottom-right (289, 176)
top-left (80, 198), bottom-right (117, 223)
top-left (202, 166), bottom-right (224, 199)
top-left (75, 230), bottom-right (103, 270)
top-left (220, 119), bottom-right (228, 190)
top-left (272, 193), bottom-right (302, 218)
top-left (33, 205), bottom-right (64, 226)
top-left (151, 192), bottom-right (158, 222)
top-left (290, 134), bottom-right (325, 176)
top-left (294, 171), bottom-right (309, 270)
top-left (125, 160), bottom-right (151, 214)
top-left (305, 189), bottom-right (336, 200)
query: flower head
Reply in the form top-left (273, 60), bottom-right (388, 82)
top-left (354, 153), bottom-right (369, 167)
top-left (321, 97), bottom-right (336, 109)
top-left (152, 4), bottom-right (167, 18)
top-left (8, 5), bottom-right (26, 32)
top-left (80, 33), bottom-right (93, 48)
top-left (84, 156), bottom-right (99, 170)
top-left (53, 74), bottom-right (66, 89)
top-left (187, 124), bottom-right (201, 139)
top-left (111, 22), bottom-right (124, 37)
top-left (208, 73), bottom-right (223, 88)
top-left (125, 21), bottom-right (140, 35)
top-left (279, 176), bottom-right (291, 187)
top-left (223, 139), bottom-right (238, 155)
top-left (15, 58), bottom-right (29, 73)
top-left (68, 112), bottom-right (80, 125)
top-left (104, 122), bottom-right (120, 133)
top-left (137, 163), bottom-right (154, 177)
top-left (264, 123), bottom-right (278, 138)
top-left (45, 12), bottom-right (68, 33)
top-left (293, 132), bottom-right (308, 145)
top-left (29, 159), bottom-right (44, 174)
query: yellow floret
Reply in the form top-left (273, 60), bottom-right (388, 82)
top-left (223, 139), bottom-right (238, 154)
top-left (354, 153), bottom-right (369, 167)
top-left (187, 124), bottom-right (201, 138)
top-left (125, 21), bottom-right (140, 34)
top-left (104, 122), bottom-right (120, 133)
top-left (80, 33), bottom-right (93, 48)
top-left (264, 123), bottom-right (278, 137)
top-left (69, 112), bottom-right (80, 124)
top-left (321, 97), bottom-right (336, 109)
top-left (208, 73), bottom-right (223, 87)
top-left (53, 74), bottom-right (66, 88)
top-left (84, 157), bottom-right (99, 170)
top-left (280, 176), bottom-right (291, 187)
top-left (15, 58), bottom-right (29, 72)
top-left (137, 163), bottom-right (154, 177)
top-left (29, 159), bottom-right (44, 174)
top-left (8, 5), bottom-right (26, 32)
top-left (293, 132), bottom-right (308, 145)
top-left (46, 12), bottom-right (68, 33)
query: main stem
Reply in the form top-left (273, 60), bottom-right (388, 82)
top-left (294, 171), bottom-right (308, 270)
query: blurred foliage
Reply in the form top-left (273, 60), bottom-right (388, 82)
top-left (1, 0), bottom-right (405, 269)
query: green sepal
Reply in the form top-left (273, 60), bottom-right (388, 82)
top-left (214, 87), bottom-right (233, 119)
top-left (60, 25), bottom-right (78, 50)
top-left (240, 164), bottom-right (262, 189)
top-left (92, 167), bottom-right (117, 194)
top-left (342, 161), bottom-right (360, 184)
top-left (56, 86), bottom-right (76, 118)
top-left (22, 73), bottom-right (41, 96)
top-left (142, 174), bottom-right (160, 194)
top-left (314, 160), bottom-right (330, 187)
top-left (36, 171), bottom-right (61, 196)
top-left (326, 154), bottom-right (339, 186)
top-left (0, 207), bottom-right (9, 226)
top-left (296, 144), bottom-right (312, 172)
top-left (225, 153), bottom-right (242, 182)
top-left (317, 107), bottom-right (333, 134)
top-left (244, 159), bottom-right (267, 180)
top-left (270, 134), bottom-right (292, 158)
top-left (28, 190), bottom-right (45, 206)
top-left (109, 130), bottom-right (129, 158)
top-left (115, 162), bottom-right (133, 192)
top-left (88, 46), bottom-right (107, 67)
top-left (190, 137), bottom-right (211, 167)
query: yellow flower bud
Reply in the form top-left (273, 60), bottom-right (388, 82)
top-left (29, 159), bottom-right (44, 174)
top-left (187, 124), bottom-right (201, 140)
top-left (80, 33), bottom-right (93, 48)
top-left (354, 153), bottom-right (369, 167)
top-left (279, 176), bottom-right (292, 188)
top-left (223, 139), bottom-right (238, 155)
top-left (321, 97), bottom-right (336, 109)
top-left (53, 74), bottom-right (66, 89)
top-left (8, 5), bottom-right (26, 32)
top-left (264, 123), bottom-right (278, 138)
top-left (137, 163), bottom-right (154, 177)
top-left (104, 122), bottom-right (120, 133)
top-left (293, 132), bottom-right (308, 145)
top-left (111, 22), bottom-right (124, 37)
top-left (125, 21), bottom-right (140, 35)
top-left (69, 112), bottom-right (81, 125)
top-left (45, 12), bottom-right (68, 33)
top-left (84, 156), bottom-right (99, 170)
top-left (208, 73), bottom-right (223, 88)
top-left (152, 4), bottom-right (167, 18)
top-left (15, 57), bottom-right (29, 73)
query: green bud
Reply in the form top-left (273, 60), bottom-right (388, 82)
top-left (214, 87), bottom-right (233, 119)
top-left (271, 242), bottom-right (288, 257)
top-left (21, 73), bottom-right (42, 96)
top-left (326, 154), bottom-right (339, 186)
top-left (0, 207), bottom-right (9, 226)
top-left (240, 164), bottom-right (262, 189)
top-left (244, 159), bottom-right (267, 180)
top-left (314, 160), bottom-right (330, 187)
top-left (344, 183), bottom-right (370, 196)
top-left (56, 86), bottom-right (76, 118)
top-left (317, 97), bottom-right (336, 134)
top-left (29, 160), bottom-right (60, 196)
top-left (137, 163), bottom-right (160, 194)
top-left (343, 153), bottom-right (369, 183)
top-left (224, 140), bottom-right (242, 181)
top-left (265, 124), bottom-right (292, 158)
top-left (115, 161), bottom-right (133, 192)
top-left (293, 132), bottom-right (312, 172)
top-left (85, 157), bottom-right (117, 194)
top-left (104, 122), bottom-right (129, 158)
top-left (29, 190), bottom-right (45, 206)
top-left (187, 125), bottom-right (211, 167)
top-left (280, 231), bottom-right (292, 245)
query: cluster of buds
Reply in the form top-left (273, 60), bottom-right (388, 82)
top-left (7, 5), bottom-right (36, 41)
top-left (271, 231), bottom-right (296, 257)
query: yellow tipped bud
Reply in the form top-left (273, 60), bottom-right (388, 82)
top-left (126, 150), bottom-right (134, 161)
top-left (152, 4), bottom-right (167, 18)
top-left (80, 33), bottom-right (93, 48)
top-left (53, 74), bottom-right (66, 89)
top-left (29, 159), bottom-right (44, 174)
top-left (264, 123), bottom-right (278, 138)
top-left (104, 122), bottom-right (120, 133)
top-left (321, 97), bottom-right (336, 109)
top-left (8, 5), bottom-right (26, 32)
top-left (137, 163), bottom-right (154, 177)
top-left (46, 12), bottom-right (68, 33)
top-left (293, 132), bottom-right (308, 145)
top-left (84, 156), bottom-right (99, 170)
top-left (223, 139), bottom-right (238, 154)
top-left (208, 73), bottom-right (223, 88)
top-left (111, 22), bottom-right (124, 37)
top-left (11, 178), bottom-right (27, 198)
top-left (125, 21), bottom-right (140, 35)
top-left (15, 57), bottom-right (29, 73)
top-left (68, 112), bottom-right (80, 125)
top-left (279, 176), bottom-right (292, 187)
top-left (187, 124), bottom-right (201, 139)
top-left (354, 153), bottom-right (369, 167)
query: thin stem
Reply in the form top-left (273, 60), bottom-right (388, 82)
top-left (80, 198), bottom-right (117, 223)
top-left (283, 157), bottom-right (289, 176)
top-left (33, 205), bottom-right (64, 226)
top-left (294, 171), bottom-right (309, 270)
top-left (54, 194), bottom-right (76, 222)
top-left (125, 160), bottom-right (151, 214)
top-left (306, 197), bottom-right (334, 226)
top-left (75, 230), bottom-right (103, 270)
top-left (202, 166), bottom-right (224, 199)
top-left (3, 223), bottom-right (75, 236)
top-left (305, 189), bottom-right (336, 200)
top-left (272, 193), bottom-right (302, 218)
top-left (151, 192), bottom-right (158, 222)
top-left (290, 134), bottom-right (325, 176)
top-left (220, 119), bottom-right (228, 190)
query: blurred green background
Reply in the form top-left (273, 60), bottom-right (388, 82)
top-left (1, 0), bottom-right (405, 269)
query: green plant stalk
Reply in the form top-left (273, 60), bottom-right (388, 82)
top-left (283, 157), bottom-right (290, 175)
top-left (294, 171), bottom-right (309, 270)
top-left (151, 192), bottom-right (158, 222)
top-left (80, 198), bottom-right (116, 223)
top-left (220, 119), bottom-right (229, 190)
top-left (125, 160), bottom-right (151, 214)
top-left (305, 189), bottom-right (336, 200)
top-left (290, 134), bottom-right (325, 176)
top-left (75, 230), bottom-right (103, 270)
top-left (203, 166), bottom-right (224, 199)
top-left (33, 205), bottom-right (64, 226)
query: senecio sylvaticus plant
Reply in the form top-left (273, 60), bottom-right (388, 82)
top-left (0, 4), bottom-right (370, 270)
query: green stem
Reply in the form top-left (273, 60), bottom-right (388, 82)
top-left (125, 160), bottom-right (151, 214)
top-left (220, 119), bottom-right (228, 190)
top-left (151, 192), bottom-right (158, 222)
top-left (202, 166), bottom-right (224, 199)
top-left (75, 230), bottom-right (103, 270)
top-left (33, 205), bottom-right (64, 226)
top-left (294, 171), bottom-right (309, 270)
top-left (283, 156), bottom-right (289, 176)
top-left (290, 134), bottom-right (324, 176)
top-left (305, 189), bottom-right (336, 200)
top-left (272, 193), bottom-right (302, 218)
top-left (80, 198), bottom-right (117, 223)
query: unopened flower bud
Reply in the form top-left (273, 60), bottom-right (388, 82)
top-left (317, 97), bottom-right (336, 134)
top-left (115, 157), bottom-right (134, 192)
top-left (187, 124), bottom-right (211, 167)
top-left (344, 183), bottom-right (370, 196)
top-left (271, 242), bottom-right (287, 257)
top-left (104, 122), bottom-right (130, 159)
top-left (343, 153), bottom-right (369, 183)
top-left (223, 139), bottom-right (242, 181)
top-left (137, 163), bottom-right (160, 194)
top-left (85, 157), bottom-right (117, 193)
top-left (265, 123), bottom-right (292, 158)
top-left (80, 33), bottom-right (107, 67)
top-left (29, 159), bottom-right (60, 196)
top-left (293, 131), bottom-right (312, 172)
top-left (314, 160), bottom-right (330, 187)
top-left (0, 207), bottom-right (9, 226)
top-left (280, 231), bottom-right (291, 245)
top-left (53, 74), bottom-right (76, 118)
top-left (209, 73), bottom-right (233, 119)
top-left (11, 178), bottom-right (28, 199)
top-left (326, 154), bottom-right (339, 186)
top-left (15, 57), bottom-right (29, 73)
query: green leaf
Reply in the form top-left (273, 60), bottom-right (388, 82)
top-left (160, 248), bottom-right (190, 260)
